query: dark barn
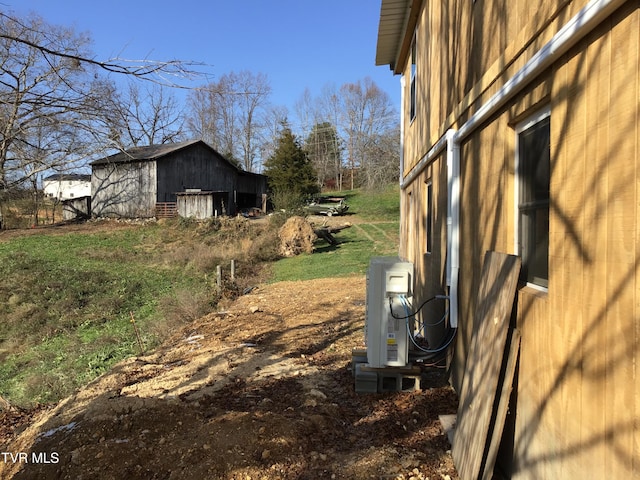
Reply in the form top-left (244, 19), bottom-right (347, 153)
top-left (90, 140), bottom-right (267, 218)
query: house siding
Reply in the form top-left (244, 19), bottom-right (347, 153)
top-left (400, 157), bottom-right (450, 348)
top-left (43, 177), bottom-right (91, 200)
top-left (386, 0), bottom-right (639, 478)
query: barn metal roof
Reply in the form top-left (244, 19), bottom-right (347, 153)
top-left (90, 140), bottom-right (233, 167)
top-left (375, 0), bottom-right (420, 74)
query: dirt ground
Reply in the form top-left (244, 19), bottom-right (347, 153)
top-left (0, 239), bottom-right (459, 479)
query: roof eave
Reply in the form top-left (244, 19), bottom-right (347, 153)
top-left (90, 140), bottom-right (224, 167)
top-left (375, 0), bottom-right (422, 75)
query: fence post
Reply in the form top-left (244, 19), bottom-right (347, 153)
top-left (216, 265), bottom-right (222, 292)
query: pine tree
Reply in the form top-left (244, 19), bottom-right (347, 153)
top-left (264, 126), bottom-right (319, 210)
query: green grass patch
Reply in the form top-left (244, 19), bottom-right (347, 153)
top-left (0, 220), bottom-right (263, 407)
top-left (270, 222), bottom-right (399, 282)
top-left (0, 187), bottom-right (400, 407)
top-left (338, 184), bottom-right (400, 221)
top-left (270, 187), bottom-right (400, 282)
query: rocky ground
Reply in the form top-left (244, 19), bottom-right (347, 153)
top-left (1, 272), bottom-right (459, 479)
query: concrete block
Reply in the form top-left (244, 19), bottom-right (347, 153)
top-left (351, 348), bottom-right (368, 376)
top-left (378, 371), bottom-right (421, 393)
top-left (439, 414), bottom-right (457, 446)
top-left (355, 363), bottom-right (422, 393)
top-left (354, 363), bottom-right (378, 393)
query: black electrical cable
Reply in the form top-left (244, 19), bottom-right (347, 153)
top-left (407, 318), bottom-right (457, 354)
top-left (383, 294), bottom-right (457, 359)
top-left (388, 294), bottom-right (444, 320)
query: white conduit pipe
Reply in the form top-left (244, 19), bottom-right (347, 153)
top-left (400, 0), bottom-right (627, 330)
top-left (446, 130), bottom-right (460, 328)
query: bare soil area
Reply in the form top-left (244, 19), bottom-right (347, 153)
top-left (0, 259), bottom-right (458, 479)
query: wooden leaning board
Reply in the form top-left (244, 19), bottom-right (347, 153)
top-left (451, 251), bottom-right (521, 480)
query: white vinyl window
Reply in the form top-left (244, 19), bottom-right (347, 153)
top-left (515, 108), bottom-right (550, 290)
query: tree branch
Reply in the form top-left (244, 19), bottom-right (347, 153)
top-left (0, 12), bottom-right (208, 87)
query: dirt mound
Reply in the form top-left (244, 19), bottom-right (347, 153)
top-left (0, 276), bottom-right (458, 480)
top-left (278, 216), bottom-right (317, 257)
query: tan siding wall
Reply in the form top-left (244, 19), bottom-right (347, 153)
top-left (402, 0), bottom-right (590, 175)
top-left (401, 156), bottom-right (450, 347)
top-left (512, 5), bottom-right (639, 478)
top-left (454, 114), bottom-right (515, 384)
top-left (397, 0), bottom-right (639, 477)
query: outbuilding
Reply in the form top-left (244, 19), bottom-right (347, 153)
top-left (43, 173), bottom-right (91, 201)
top-left (62, 196), bottom-right (91, 221)
top-left (90, 140), bottom-right (267, 218)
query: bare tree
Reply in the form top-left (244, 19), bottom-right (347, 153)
top-left (186, 71), bottom-right (272, 171)
top-left (304, 122), bottom-right (342, 190)
top-left (294, 78), bottom-right (398, 190)
top-left (0, 10), bottom-right (209, 227)
top-left (259, 104), bottom-right (289, 172)
top-left (235, 71), bottom-right (271, 172)
top-left (184, 86), bottom-right (218, 148)
top-left (317, 85), bottom-right (346, 189)
top-left (294, 87), bottom-right (318, 138)
top-left (186, 80), bottom-right (238, 164)
top-left (340, 77), bottom-right (397, 189)
top-left (0, 12), bottom-right (204, 86)
top-left (359, 126), bottom-right (400, 189)
top-left (107, 80), bottom-right (185, 147)
top-left (0, 11), bottom-right (105, 191)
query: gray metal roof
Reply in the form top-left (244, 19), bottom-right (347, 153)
top-left (44, 173), bottom-right (91, 181)
top-left (90, 140), bottom-right (229, 167)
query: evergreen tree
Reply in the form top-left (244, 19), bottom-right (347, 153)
top-left (264, 126), bottom-right (319, 210)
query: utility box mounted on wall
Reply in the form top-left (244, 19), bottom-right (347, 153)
top-left (365, 257), bottom-right (414, 368)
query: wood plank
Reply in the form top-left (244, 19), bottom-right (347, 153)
top-left (451, 251), bottom-right (521, 480)
top-left (481, 329), bottom-right (521, 480)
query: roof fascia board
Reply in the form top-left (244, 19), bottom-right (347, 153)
top-left (393, 0), bottom-right (422, 75)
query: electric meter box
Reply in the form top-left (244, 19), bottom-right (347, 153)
top-left (365, 257), bottom-right (414, 368)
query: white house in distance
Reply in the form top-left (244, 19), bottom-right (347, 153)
top-left (43, 173), bottom-right (91, 201)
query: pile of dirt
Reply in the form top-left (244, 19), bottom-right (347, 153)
top-left (278, 216), bottom-right (317, 257)
top-left (0, 276), bottom-right (458, 480)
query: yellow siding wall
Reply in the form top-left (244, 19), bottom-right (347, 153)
top-left (513, 5), bottom-right (639, 478)
top-left (401, 156), bottom-right (450, 347)
top-left (402, 0), bottom-right (590, 172)
top-left (455, 118), bottom-right (515, 377)
top-left (398, 0), bottom-right (639, 477)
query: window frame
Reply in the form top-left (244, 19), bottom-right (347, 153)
top-left (409, 31), bottom-right (417, 122)
top-left (515, 107), bottom-right (551, 291)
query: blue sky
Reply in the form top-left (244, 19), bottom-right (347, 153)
top-left (8, 0), bottom-right (401, 126)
